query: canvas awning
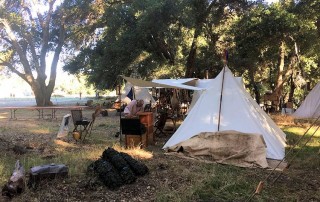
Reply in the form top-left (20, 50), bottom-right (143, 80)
top-left (121, 76), bottom-right (203, 91)
top-left (152, 78), bottom-right (198, 86)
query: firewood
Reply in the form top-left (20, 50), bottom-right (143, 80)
top-left (1, 160), bottom-right (25, 198)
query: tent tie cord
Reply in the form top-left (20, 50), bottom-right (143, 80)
top-left (246, 114), bottom-right (320, 202)
top-left (271, 123), bottom-right (320, 184)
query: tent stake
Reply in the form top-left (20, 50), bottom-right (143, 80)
top-left (255, 181), bottom-right (264, 194)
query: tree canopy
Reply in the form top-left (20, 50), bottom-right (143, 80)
top-left (63, 0), bottom-right (251, 89)
top-left (1, 0), bottom-right (318, 107)
top-left (0, 0), bottom-right (101, 105)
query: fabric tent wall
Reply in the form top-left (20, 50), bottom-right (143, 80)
top-left (119, 82), bottom-right (155, 105)
top-left (293, 82), bottom-right (320, 118)
top-left (188, 77), bottom-right (244, 113)
top-left (163, 67), bottom-right (286, 160)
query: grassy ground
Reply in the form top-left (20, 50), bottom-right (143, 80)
top-left (0, 108), bottom-right (319, 202)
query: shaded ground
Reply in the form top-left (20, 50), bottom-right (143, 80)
top-left (0, 108), bottom-right (319, 201)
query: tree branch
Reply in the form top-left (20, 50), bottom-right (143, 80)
top-left (22, 4), bottom-right (41, 72)
top-left (0, 60), bottom-right (29, 83)
top-left (39, 0), bottom-right (56, 79)
top-left (0, 18), bottom-right (33, 76)
top-left (48, 13), bottom-right (66, 89)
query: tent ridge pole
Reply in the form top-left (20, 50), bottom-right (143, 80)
top-left (217, 66), bottom-right (226, 131)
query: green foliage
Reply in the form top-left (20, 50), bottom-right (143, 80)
top-left (63, 0), bottom-right (250, 89)
top-left (61, 0), bottom-right (319, 105)
top-left (229, 1), bottom-right (320, 101)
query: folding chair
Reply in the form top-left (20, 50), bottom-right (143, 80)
top-left (80, 106), bottom-right (102, 141)
top-left (71, 110), bottom-right (91, 141)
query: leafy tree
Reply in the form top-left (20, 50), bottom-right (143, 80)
top-left (0, 0), bottom-right (99, 106)
top-left (229, 1), bottom-right (319, 105)
top-left (63, 0), bottom-right (319, 110)
top-left (63, 0), bottom-right (251, 89)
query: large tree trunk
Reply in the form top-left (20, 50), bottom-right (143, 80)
top-left (288, 73), bottom-right (295, 102)
top-left (31, 81), bottom-right (54, 106)
top-left (274, 41), bottom-right (285, 97)
top-left (248, 67), bottom-right (260, 104)
top-left (185, 0), bottom-right (216, 78)
top-left (317, 18), bottom-right (320, 69)
top-left (185, 28), bottom-right (201, 78)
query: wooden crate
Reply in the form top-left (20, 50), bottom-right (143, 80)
top-left (125, 133), bottom-right (147, 148)
top-left (139, 112), bottom-right (154, 145)
top-left (264, 93), bottom-right (279, 102)
top-left (286, 102), bottom-right (293, 108)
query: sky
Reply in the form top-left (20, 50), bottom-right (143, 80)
top-left (265, 0), bottom-right (279, 3)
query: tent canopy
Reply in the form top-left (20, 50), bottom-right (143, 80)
top-left (152, 78), bottom-right (198, 86)
top-left (121, 76), bottom-right (202, 91)
top-left (118, 82), bottom-right (156, 105)
top-left (163, 66), bottom-right (286, 160)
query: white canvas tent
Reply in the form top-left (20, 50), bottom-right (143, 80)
top-left (120, 77), bottom-right (202, 108)
top-left (293, 82), bottom-right (320, 118)
top-left (188, 77), bottom-right (244, 113)
top-left (119, 82), bottom-right (156, 105)
top-left (163, 66), bottom-right (286, 160)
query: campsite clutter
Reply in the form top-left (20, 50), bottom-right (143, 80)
top-left (1, 160), bottom-right (25, 198)
top-left (87, 147), bottom-right (149, 190)
top-left (1, 67), bottom-right (319, 201)
top-left (119, 68), bottom-right (286, 165)
top-left (2, 148), bottom-right (149, 199)
top-left (1, 161), bottom-right (70, 198)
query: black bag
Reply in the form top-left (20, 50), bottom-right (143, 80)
top-left (100, 110), bottom-right (108, 117)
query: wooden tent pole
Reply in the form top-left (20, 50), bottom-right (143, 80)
top-left (132, 86), bottom-right (135, 100)
top-left (218, 50), bottom-right (228, 131)
top-left (217, 66), bottom-right (226, 131)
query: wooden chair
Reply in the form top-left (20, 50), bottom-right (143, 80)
top-left (144, 103), bottom-right (152, 112)
top-left (154, 112), bottom-right (167, 137)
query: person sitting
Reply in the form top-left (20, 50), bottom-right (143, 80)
top-left (123, 99), bottom-right (144, 117)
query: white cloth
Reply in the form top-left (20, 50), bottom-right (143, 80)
top-left (57, 114), bottom-right (71, 138)
top-left (281, 108), bottom-right (294, 115)
top-left (124, 100), bottom-right (143, 116)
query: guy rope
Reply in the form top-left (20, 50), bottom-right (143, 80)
top-left (246, 114), bottom-right (320, 201)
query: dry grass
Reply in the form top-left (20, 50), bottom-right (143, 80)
top-left (0, 108), bottom-right (319, 201)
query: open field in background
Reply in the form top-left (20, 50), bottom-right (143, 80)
top-left (0, 96), bottom-right (115, 107)
top-left (0, 102), bottom-right (319, 201)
